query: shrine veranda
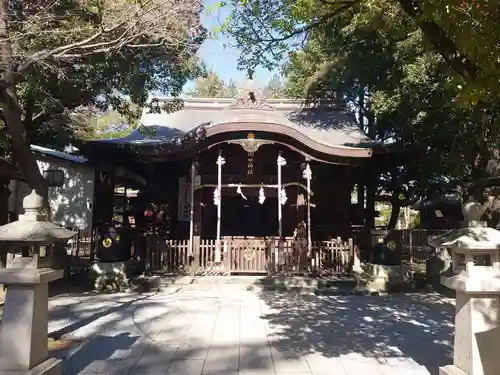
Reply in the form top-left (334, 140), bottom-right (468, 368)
top-left (79, 92), bottom-right (387, 275)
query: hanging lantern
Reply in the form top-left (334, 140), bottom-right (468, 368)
top-left (280, 188), bottom-right (287, 205)
top-left (259, 187), bottom-right (266, 204)
top-left (213, 188), bottom-right (220, 206)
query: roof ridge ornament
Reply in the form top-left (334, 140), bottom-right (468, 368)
top-left (232, 77), bottom-right (274, 110)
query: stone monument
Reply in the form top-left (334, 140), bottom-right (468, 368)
top-left (0, 190), bottom-right (75, 375)
top-left (429, 198), bottom-right (500, 375)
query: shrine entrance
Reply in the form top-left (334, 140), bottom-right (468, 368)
top-left (221, 194), bottom-right (278, 237)
top-left (187, 139), bottom-right (314, 274)
top-left (203, 183), bottom-right (303, 274)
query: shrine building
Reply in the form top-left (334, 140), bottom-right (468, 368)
top-left (79, 83), bottom-right (385, 274)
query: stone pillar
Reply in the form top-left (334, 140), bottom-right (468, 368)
top-left (430, 199), bottom-right (500, 375)
top-left (0, 189), bottom-right (74, 375)
top-left (0, 256), bottom-right (63, 375)
top-left (441, 289), bottom-right (500, 375)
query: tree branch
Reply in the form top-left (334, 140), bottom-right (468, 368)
top-left (375, 194), bottom-right (420, 207)
top-left (30, 110), bottom-right (64, 130)
top-left (258, 1), bottom-right (360, 44)
top-left (14, 0), bottom-right (198, 78)
top-left (23, 92), bottom-right (36, 129)
top-left (397, 0), bottom-right (478, 79)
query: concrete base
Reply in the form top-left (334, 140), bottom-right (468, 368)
top-left (365, 277), bottom-right (388, 292)
top-left (88, 261), bottom-right (143, 291)
top-left (0, 283), bottom-right (51, 371)
top-left (360, 263), bottom-right (403, 292)
top-left (0, 358), bottom-right (61, 375)
top-left (439, 364), bottom-right (467, 375)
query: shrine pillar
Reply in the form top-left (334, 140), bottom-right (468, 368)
top-left (215, 151), bottom-right (225, 263)
top-left (277, 153), bottom-right (287, 237)
top-left (188, 162), bottom-right (196, 258)
top-left (302, 163), bottom-right (312, 255)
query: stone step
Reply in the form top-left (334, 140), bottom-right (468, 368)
top-left (128, 273), bottom-right (397, 295)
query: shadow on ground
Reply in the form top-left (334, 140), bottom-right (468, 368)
top-left (46, 284), bottom-right (454, 375)
top-left (257, 291), bottom-right (454, 375)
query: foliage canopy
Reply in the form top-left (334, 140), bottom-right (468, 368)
top-left (0, 0), bottom-right (207, 199)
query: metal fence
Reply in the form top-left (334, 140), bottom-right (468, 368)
top-left (66, 229), bottom-right (94, 260)
top-left (399, 229), bottom-right (447, 265)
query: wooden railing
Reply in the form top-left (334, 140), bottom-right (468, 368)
top-left (311, 237), bottom-right (353, 276)
top-left (143, 236), bottom-right (354, 275)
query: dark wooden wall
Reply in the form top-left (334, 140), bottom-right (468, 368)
top-left (155, 143), bottom-right (355, 240)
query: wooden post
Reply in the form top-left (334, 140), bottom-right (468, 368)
top-left (188, 162), bottom-right (196, 258)
top-left (277, 153), bottom-right (287, 237)
top-left (190, 182), bottom-right (203, 273)
top-left (215, 151), bottom-right (225, 263)
top-left (303, 163), bottom-right (312, 256)
top-left (409, 229), bottom-right (413, 264)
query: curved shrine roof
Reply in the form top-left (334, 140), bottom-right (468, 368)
top-left (89, 97), bottom-right (379, 158)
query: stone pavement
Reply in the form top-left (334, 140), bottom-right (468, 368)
top-left (47, 284), bottom-right (454, 375)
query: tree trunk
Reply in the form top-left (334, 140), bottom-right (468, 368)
top-left (0, 0), bottom-right (49, 206)
top-left (0, 180), bottom-right (9, 225)
top-left (388, 200), bottom-right (401, 230)
top-left (365, 184), bottom-right (376, 229)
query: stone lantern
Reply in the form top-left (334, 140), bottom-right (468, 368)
top-left (428, 199), bottom-right (500, 375)
top-left (0, 190), bottom-right (75, 375)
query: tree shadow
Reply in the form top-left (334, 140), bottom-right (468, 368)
top-left (14, 152), bottom-right (93, 231)
top-left (92, 125), bottom-right (185, 144)
top-left (256, 291), bottom-right (454, 375)
top-left (286, 106), bottom-right (378, 148)
top-left (61, 333), bottom-right (140, 375)
top-left (48, 293), bottom-right (155, 340)
top-left (43, 285), bottom-right (456, 375)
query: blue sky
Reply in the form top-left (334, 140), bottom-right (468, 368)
top-left (183, 0), bottom-right (279, 94)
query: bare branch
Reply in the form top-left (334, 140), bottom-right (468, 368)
top-left (8, 0), bottom-right (204, 77)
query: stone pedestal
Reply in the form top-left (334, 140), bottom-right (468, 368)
top-left (0, 267), bottom-right (63, 375)
top-left (440, 275), bottom-right (500, 375)
top-left (352, 245), bottom-right (363, 274)
top-left (361, 263), bottom-right (402, 292)
top-left (88, 260), bottom-right (143, 291)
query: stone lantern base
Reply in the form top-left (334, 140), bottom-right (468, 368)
top-left (440, 274), bottom-right (500, 375)
top-left (0, 268), bottom-right (64, 375)
top-left (439, 365), bottom-right (467, 375)
top-left (0, 358), bottom-right (62, 375)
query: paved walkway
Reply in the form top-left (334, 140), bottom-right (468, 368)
top-left (48, 285), bottom-right (454, 375)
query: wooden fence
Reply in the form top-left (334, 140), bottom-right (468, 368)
top-left (65, 228), bottom-right (446, 276)
top-left (143, 236), bottom-right (354, 276)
